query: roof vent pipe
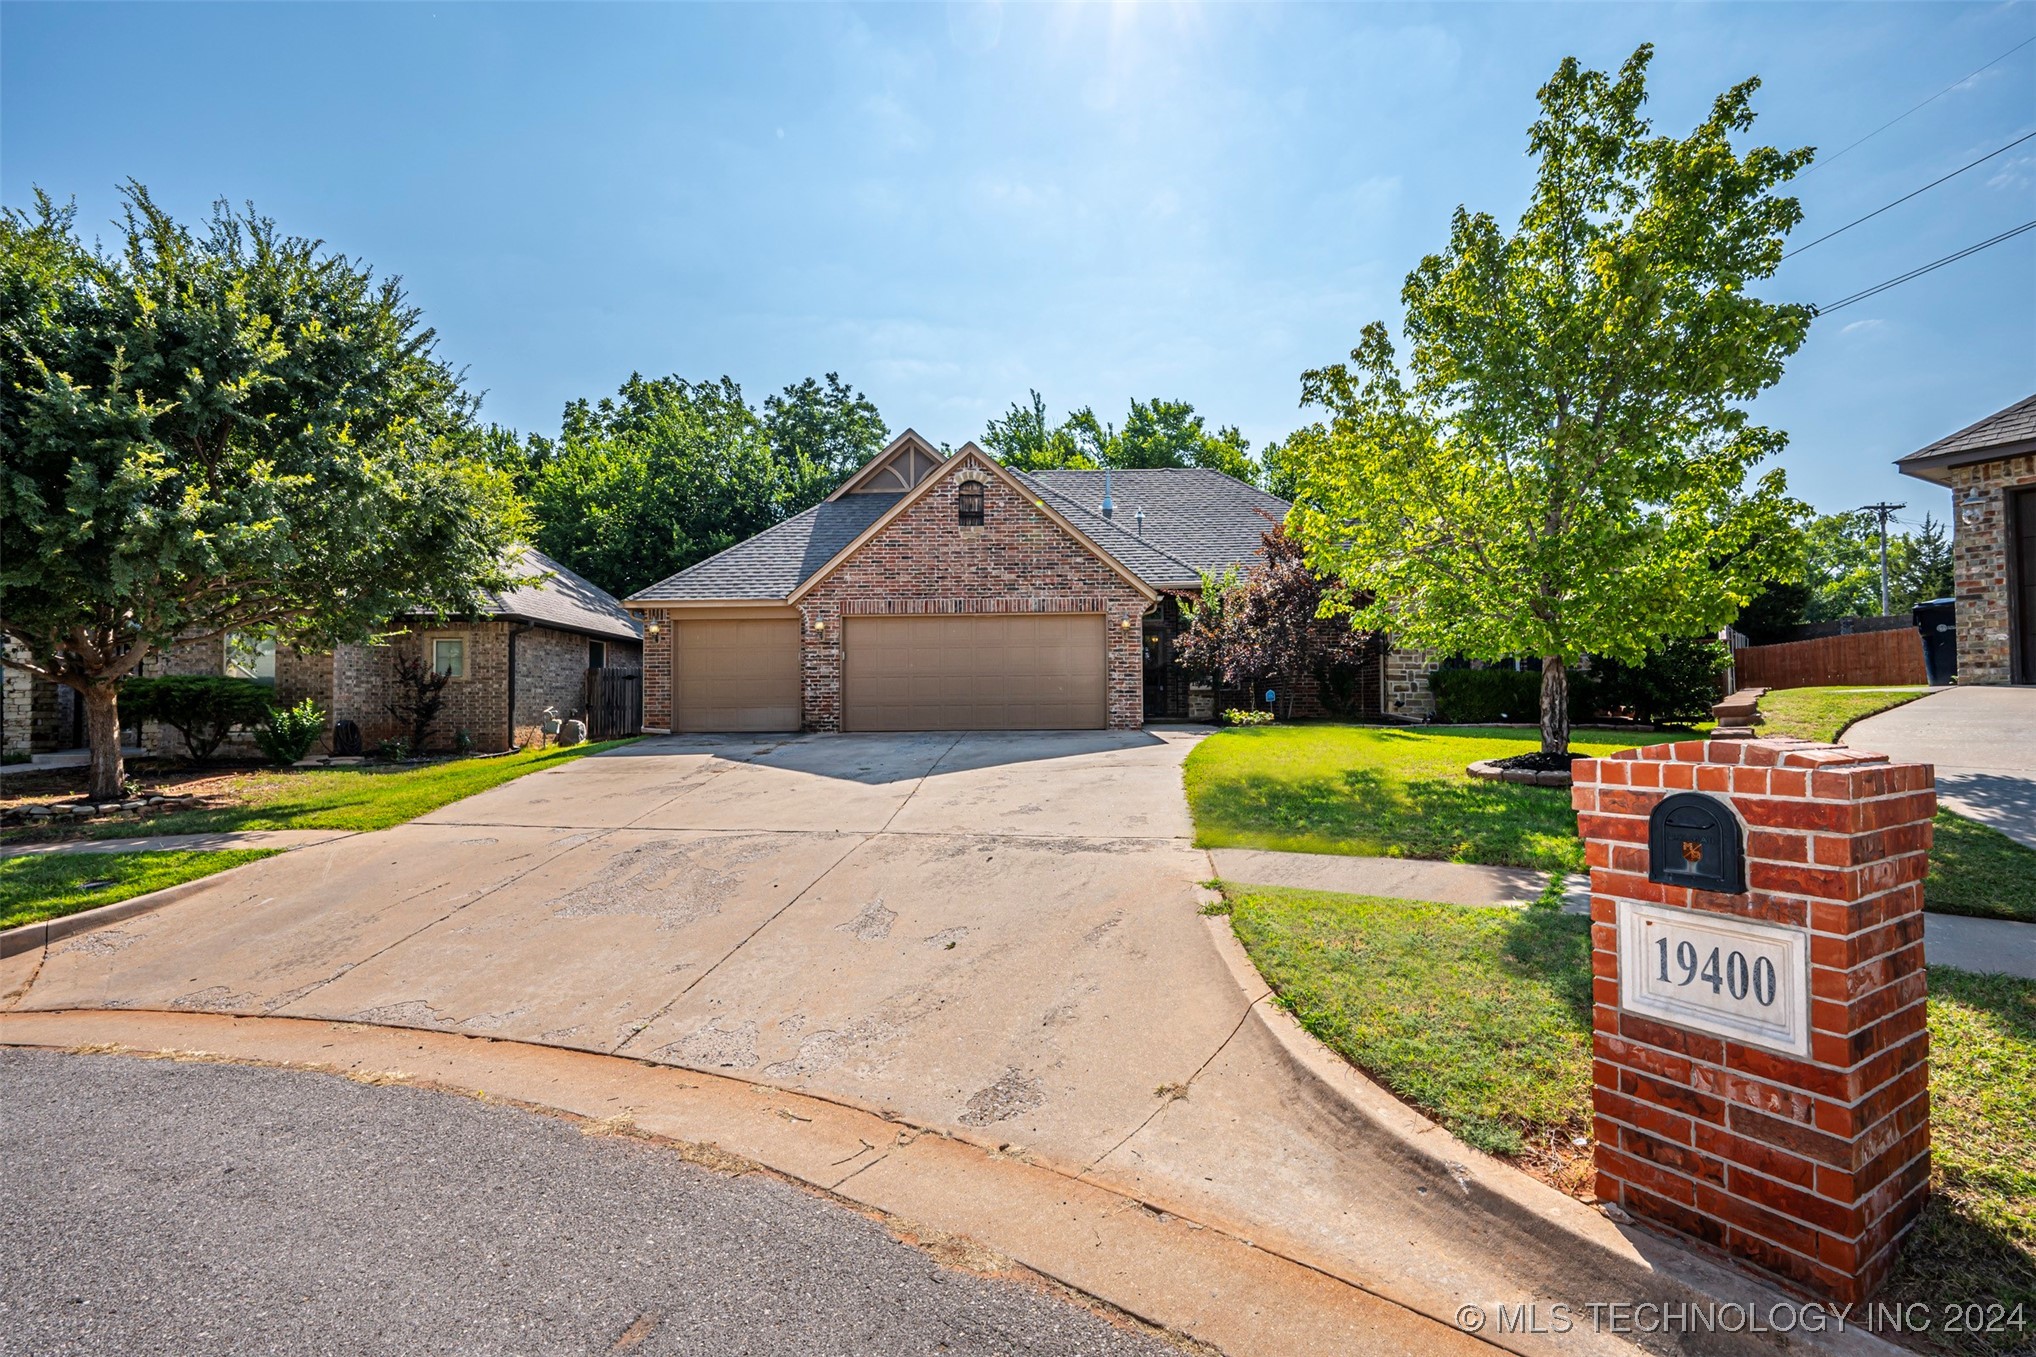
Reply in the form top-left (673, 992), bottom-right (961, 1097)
top-left (1101, 467), bottom-right (1115, 520)
top-left (1134, 507), bottom-right (1145, 536)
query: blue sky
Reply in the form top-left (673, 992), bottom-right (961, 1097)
top-left (4, 2), bottom-right (2032, 528)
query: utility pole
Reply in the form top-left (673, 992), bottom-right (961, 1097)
top-left (1859, 502), bottom-right (1906, 616)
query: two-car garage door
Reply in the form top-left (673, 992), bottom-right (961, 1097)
top-left (843, 614), bottom-right (1106, 731)
top-left (671, 614), bottom-right (1109, 732)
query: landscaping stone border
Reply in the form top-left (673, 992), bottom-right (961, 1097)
top-left (1466, 759), bottom-right (1573, 788)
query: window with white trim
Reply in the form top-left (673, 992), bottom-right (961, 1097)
top-left (431, 636), bottom-right (467, 679)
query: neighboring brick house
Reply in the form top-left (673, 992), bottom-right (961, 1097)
top-left (1897, 393), bottom-right (2036, 685)
top-left (133, 547), bottom-right (642, 758)
top-left (625, 430), bottom-right (1404, 734)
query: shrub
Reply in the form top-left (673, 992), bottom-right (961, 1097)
top-left (255, 698), bottom-right (327, 765)
top-left (385, 655), bottom-right (451, 751)
top-left (1221, 708), bottom-right (1275, 726)
top-left (1429, 666), bottom-right (1607, 725)
top-left (372, 737), bottom-right (411, 762)
top-left (121, 676), bottom-right (272, 759)
top-left (1588, 638), bottom-right (1729, 727)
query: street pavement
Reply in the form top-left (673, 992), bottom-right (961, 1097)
top-left (0, 1047), bottom-right (1180, 1357)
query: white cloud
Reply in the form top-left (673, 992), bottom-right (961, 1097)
top-left (1840, 318), bottom-right (1886, 337)
top-left (1985, 154), bottom-right (2036, 191)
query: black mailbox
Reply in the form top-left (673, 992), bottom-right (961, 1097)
top-left (1647, 792), bottom-right (1746, 894)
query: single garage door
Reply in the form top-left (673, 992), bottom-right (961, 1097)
top-left (674, 619), bottom-right (801, 732)
top-left (843, 614), bottom-right (1107, 731)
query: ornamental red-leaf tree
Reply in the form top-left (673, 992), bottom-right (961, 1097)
top-left (1, 186), bottom-right (522, 800)
top-left (1288, 46), bottom-right (1810, 755)
top-left (1178, 523), bottom-right (1379, 719)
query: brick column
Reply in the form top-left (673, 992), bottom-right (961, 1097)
top-left (639, 610), bottom-right (672, 734)
top-left (1572, 737), bottom-right (1935, 1303)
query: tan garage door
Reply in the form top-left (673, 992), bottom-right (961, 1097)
top-left (674, 619), bottom-right (801, 732)
top-left (843, 614), bottom-right (1107, 731)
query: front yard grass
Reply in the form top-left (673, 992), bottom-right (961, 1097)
top-left (2, 740), bottom-right (636, 842)
top-left (1926, 812), bottom-right (2036, 925)
top-left (1218, 882), bottom-right (2035, 1357)
top-left (1183, 724), bottom-right (1655, 873)
top-left (1756, 685), bottom-right (1933, 743)
top-left (0, 850), bottom-right (276, 931)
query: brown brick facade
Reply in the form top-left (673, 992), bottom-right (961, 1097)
top-left (796, 460), bottom-right (1152, 731)
top-left (640, 610), bottom-right (672, 733)
top-left (1947, 451), bottom-right (2035, 684)
top-left (1573, 738), bottom-right (1934, 1302)
top-left (138, 622), bottom-right (637, 757)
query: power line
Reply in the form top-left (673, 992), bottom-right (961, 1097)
top-left (1785, 129), bottom-right (2036, 259)
top-left (1816, 219), bottom-right (2036, 313)
top-left (1800, 33), bottom-right (2036, 179)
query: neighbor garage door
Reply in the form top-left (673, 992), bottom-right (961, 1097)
top-left (673, 619), bottom-right (801, 732)
top-left (843, 614), bottom-right (1107, 731)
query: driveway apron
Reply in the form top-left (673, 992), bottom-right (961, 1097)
top-left (1845, 685), bottom-right (2036, 849)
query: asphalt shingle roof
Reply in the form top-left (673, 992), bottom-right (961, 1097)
top-left (485, 547), bottom-right (642, 642)
top-left (1899, 393), bottom-right (2036, 467)
top-left (1023, 468), bottom-right (1289, 581)
top-left (621, 467), bottom-right (1290, 603)
top-left (626, 495), bottom-right (903, 602)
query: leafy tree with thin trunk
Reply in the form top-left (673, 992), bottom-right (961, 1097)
top-left (1289, 47), bottom-right (1811, 756)
top-left (1, 186), bottom-right (521, 801)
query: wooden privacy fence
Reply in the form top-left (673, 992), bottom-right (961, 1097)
top-left (583, 668), bottom-right (642, 739)
top-left (1731, 627), bottom-right (1928, 691)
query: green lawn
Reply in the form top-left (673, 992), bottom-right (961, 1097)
top-left (1755, 685), bottom-right (1932, 743)
top-left (0, 850), bottom-right (276, 931)
top-left (68, 739), bottom-right (636, 838)
top-left (1183, 724), bottom-right (1657, 873)
top-left (1219, 883), bottom-right (2035, 1354)
top-left (1927, 811), bottom-right (2036, 925)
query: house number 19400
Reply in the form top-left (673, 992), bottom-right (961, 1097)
top-left (1655, 937), bottom-right (1780, 1007)
top-left (1618, 902), bottom-right (1810, 1056)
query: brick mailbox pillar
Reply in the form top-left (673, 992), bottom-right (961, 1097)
top-left (1571, 737), bottom-right (1936, 1303)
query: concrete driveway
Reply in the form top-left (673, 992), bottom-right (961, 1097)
top-left (7, 731), bottom-right (1238, 1167)
top-left (2, 730), bottom-right (1794, 1354)
top-left (1846, 686), bottom-right (2036, 849)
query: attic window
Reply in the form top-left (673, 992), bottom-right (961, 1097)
top-left (957, 480), bottom-right (985, 526)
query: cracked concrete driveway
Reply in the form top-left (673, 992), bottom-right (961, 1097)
top-left (8, 730), bottom-right (1233, 1168)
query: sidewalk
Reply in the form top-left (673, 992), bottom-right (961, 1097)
top-left (0, 830), bottom-right (355, 857)
top-left (1207, 847), bottom-right (2036, 981)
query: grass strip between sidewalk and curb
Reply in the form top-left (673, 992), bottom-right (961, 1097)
top-left (1214, 881), bottom-right (2036, 1357)
top-left (0, 850), bottom-right (278, 931)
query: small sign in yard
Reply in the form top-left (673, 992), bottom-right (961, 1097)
top-left (1616, 901), bottom-right (1810, 1056)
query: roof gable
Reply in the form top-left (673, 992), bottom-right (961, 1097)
top-left (788, 444), bottom-right (1158, 604)
top-left (827, 429), bottom-right (946, 499)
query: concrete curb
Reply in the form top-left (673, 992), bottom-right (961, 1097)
top-left (0, 855), bottom-right (279, 960)
top-left (0, 1008), bottom-right (1485, 1357)
top-left (1196, 912), bottom-right (1909, 1357)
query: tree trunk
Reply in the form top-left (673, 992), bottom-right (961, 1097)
top-left (1539, 656), bottom-right (1569, 756)
top-left (83, 682), bottom-right (126, 803)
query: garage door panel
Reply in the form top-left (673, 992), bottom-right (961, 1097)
top-left (675, 619), bottom-right (801, 732)
top-left (844, 614), bottom-right (1107, 731)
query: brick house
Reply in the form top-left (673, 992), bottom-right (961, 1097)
top-left (1896, 393), bottom-right (2036, 685)
top-left (624, 431), bottom-right (1411, 734)
top-left (126, 546), bottom-right (642, 759)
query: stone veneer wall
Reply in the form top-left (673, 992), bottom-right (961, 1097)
top-left (796, 462), bottom-right (1151, 731)
top-left (3, 641), bottom-right (66, 756)
top-left (1384, 647), bottom-right (1439, 720)
top-left (1947, 452), bottom-right (2035, 685)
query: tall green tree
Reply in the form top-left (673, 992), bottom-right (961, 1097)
top-left (1290, 46), bottom-right (1811, 755)
top-left (524, 375), bottom-right (783, 599)
top-left (763, 372), bottom-right (889, 512)
top-left (980, 391), bottom-right (1261, 483)
top-left (0, 187), bottom-right (521, 800)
